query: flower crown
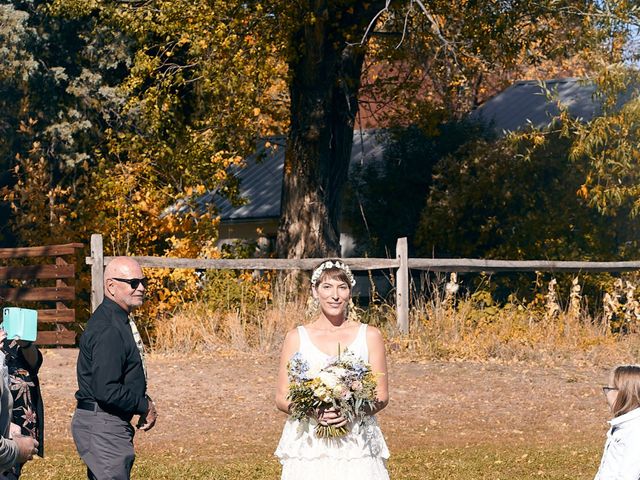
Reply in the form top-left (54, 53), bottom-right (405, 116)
top-left (310, 260), bottom-right (356, 287)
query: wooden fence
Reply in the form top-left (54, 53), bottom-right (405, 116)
top-left (87, 233), bottom-right (640, 334)
top-left (0, 242), bottom-right (83, 345)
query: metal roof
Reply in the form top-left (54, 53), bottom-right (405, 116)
top-left (211, 79), bottom-right (612, 223)
top-left (215, 137), bottom-right (286, 221)
top-left (470, 78), bottom-right (600, 134)
top-left (216, 130), bottom-right (387, 222)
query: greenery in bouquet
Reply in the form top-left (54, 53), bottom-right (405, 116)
top-left (287, 348), bottom-right (378, 438)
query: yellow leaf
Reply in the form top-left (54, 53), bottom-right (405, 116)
top-left (577, 184), bottom-right (588, 198)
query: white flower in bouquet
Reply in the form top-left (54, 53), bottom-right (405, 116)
top-left (318, 370), bottom-right (340, 389)
top-left (313, 385), bottom-right (332, 403)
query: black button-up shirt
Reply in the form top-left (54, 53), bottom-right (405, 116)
top-left (75, 298), bottom-right (148, 418)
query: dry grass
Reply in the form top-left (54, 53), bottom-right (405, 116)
top-left (399, 298), bottom-right (614, 362)
top-left (152, 298), bottom-right (306, 354)
top-left (149, 284), bottom-right (640, 366)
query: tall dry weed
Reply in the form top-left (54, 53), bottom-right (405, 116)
top-left (151, 274), bottom-right (640, 366)
top-left (152, 296), bottom-right (306, 354)
top-left (152, 301), bottom-right (225, 353)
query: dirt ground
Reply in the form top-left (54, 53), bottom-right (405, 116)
top-left (40, 349), bottom-right (611, 461)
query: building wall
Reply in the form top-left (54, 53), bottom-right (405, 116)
top-left (218, 218), bottom-right (360, 258)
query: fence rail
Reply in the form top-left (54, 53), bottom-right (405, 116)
top-left (89, 257), bottom-right (400, 270)
top-left (407, 258), bottom-right (640, 272)
top-left (87, 233), bottom-right (640, 334)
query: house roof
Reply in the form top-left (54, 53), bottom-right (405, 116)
top-left (214, 137), bottom-right (285, 221)
top-left (470, 78), bottom-right (600, 134)
top-left (217, 130), bottom-right (387, 222)
top-left (212, 78), bottom-right (608, 223)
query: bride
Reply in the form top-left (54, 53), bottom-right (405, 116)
top-left (274, 259), bottom-right (390, 479)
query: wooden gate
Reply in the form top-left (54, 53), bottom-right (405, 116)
top-left (0, 242), bottom-right (83, 345)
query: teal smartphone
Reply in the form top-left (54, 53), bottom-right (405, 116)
top-left (2, 308), bottom-right (38, 342)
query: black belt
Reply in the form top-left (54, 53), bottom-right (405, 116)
top-left (76, 401), bottom-right (133, 422)
top-left (77, 400), bottom-right (105, 413)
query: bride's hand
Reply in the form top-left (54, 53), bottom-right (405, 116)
top-left (317, 407), bottom-right (348, 428)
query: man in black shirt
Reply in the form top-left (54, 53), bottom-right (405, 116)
top-left (71, 257), bottom-right (157, 480)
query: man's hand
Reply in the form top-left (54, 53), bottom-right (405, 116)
top-left (137, 397), bottom-right (157, 431)
top-left (14, 434), bottom-right (38, 463)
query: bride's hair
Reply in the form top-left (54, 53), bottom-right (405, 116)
top-left (611, 365), bottom-right (640, 417)
top-left (310, 259), bottom-right (355, 290)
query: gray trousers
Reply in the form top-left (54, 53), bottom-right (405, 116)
top-left (71, 409), bottom-right (135, 480)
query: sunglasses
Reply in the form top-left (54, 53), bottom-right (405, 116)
top-left (111, 277), bottom-right (148, 290)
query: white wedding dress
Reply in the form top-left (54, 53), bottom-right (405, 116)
top-left (275, 324), bottom-right (390, 480)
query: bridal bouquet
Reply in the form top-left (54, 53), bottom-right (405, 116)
top-left (287, 349), bottom-right (378, 438)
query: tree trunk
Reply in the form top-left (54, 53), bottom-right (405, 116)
top-left (276, 1), bottom-right (383, 259)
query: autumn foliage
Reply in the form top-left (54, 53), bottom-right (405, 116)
top-left (2, 0), bottom-right (640, 332)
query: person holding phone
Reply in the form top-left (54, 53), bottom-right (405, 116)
top-left (0, 330), bottom-right (44, 479)
top-left (0, 329), bottom-right (39, 479)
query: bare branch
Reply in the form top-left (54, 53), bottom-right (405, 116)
top-left (112, 0), bottom-right (153, 6)
top-left (396, 6), bottom-right (411, 49)
top-left (349, 0), bottom-right (392, 46)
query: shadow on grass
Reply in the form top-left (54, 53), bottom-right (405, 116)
top-left (20, 442), bottom-right (601, 480)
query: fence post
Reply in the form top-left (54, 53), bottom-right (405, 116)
top-left (90, 234), bottom-right (104, 312)
top-left (395, 237), bottom-right (409, 334)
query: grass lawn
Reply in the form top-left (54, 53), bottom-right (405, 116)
top-left (20, 442), bottom-right (602, 480)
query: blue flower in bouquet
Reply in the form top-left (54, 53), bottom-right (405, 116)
top-left (288, 352), bottom-right (311, 382)
top-left (348, 361), bottom-right (367, 378)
